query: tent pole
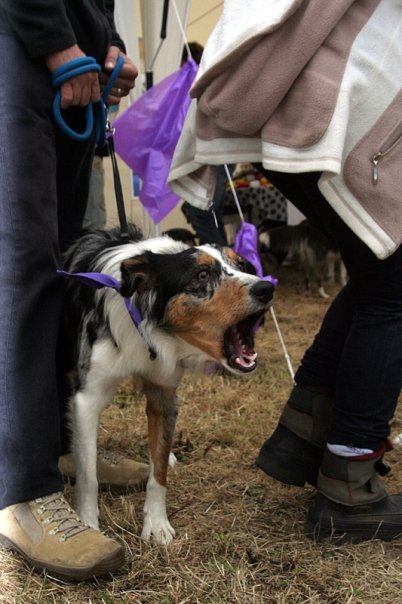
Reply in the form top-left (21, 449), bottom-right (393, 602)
top-left (145, 0), bottom-right (170, 90)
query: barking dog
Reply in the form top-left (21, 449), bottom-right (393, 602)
top-left (60, 224), bottom-right (273, 544)
top-left (259, 219), bottom-right (347, 298)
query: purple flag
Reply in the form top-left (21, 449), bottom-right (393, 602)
top-left (113, 59), bottom-right (198, 224)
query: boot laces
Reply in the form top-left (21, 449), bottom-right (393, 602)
top-left (34, 492), bottom-right (90, 542)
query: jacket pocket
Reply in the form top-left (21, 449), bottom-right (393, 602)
top-left (343, 91), bottom-right (402, 248)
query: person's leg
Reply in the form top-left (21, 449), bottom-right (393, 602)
top-left (262, 170), bottom-right (402, 450)
top-left (256, 169), bottom-right (402, 541)
top-left (0, 34), bottom-right (125, 580)
top-left (0, 34), bottom-right (64, 507)
top-left (256, 170), bottom-right (351, 484)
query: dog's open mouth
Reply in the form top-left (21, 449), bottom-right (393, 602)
top-left (223, 312), bottom-right (264, 373)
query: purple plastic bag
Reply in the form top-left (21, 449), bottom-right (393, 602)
top-left (113, 59), bottom-right (198, 224)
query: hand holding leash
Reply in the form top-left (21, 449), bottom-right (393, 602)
top-left (101, 46), bottom-right (138, 106)
top-left (51, 52), bottom-right (126, 145)
top-left (46, 44), bottom-right (101, 109)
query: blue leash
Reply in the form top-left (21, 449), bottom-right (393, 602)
top-left (52, 53), bottom-right (130, 239)
top-left (52, 54), bottom-right (125, 145)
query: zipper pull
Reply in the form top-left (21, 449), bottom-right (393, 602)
top-left (371, 152), bottom-right (382, 185)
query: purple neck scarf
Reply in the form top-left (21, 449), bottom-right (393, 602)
top-left (57, 269), bottom-right (157, 358)
top-left (233, 222), bottom-right (278, 286)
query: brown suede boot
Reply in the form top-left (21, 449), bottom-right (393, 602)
top-left (306, 444), bottom-right (402, 543)
top-left (59, 448), bottom-right (149, 493)
top-left (0, 492), bottom-right (125, 580)
top-left (256, 386), bottom-right (333, 486)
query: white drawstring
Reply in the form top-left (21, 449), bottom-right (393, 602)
top-left (171, 0), bottom-right (192, 60)
top-left (225, 164), bottom-right (295, 382)
top-left (269, 306), bottom-right (295, 382)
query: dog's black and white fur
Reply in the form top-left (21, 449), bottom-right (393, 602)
top-left (61, 224), bottom-right (273, 544)
top-left (258, 219), bottom-right (347, 298)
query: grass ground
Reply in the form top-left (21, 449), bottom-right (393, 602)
top-left (1, 266), bottom-right (402, 604)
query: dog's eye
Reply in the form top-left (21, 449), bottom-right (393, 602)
top-left (197, 269), bottom-right (209, 282)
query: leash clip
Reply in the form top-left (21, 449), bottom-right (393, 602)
top-left (105, 112), bottom-right (116, 138)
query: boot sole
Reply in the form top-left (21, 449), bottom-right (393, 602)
top-left (0, 533), bottom-right (125, 581)
top-left (63, 474), bottom-right (148, 494)
top-left (306, 493), bottom-right (402, 544)
top-left (256, 423), bottom-right (323, 487)
top-left (305, 519), bottom-right (402, 544)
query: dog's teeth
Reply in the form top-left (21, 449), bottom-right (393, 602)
top-left (234, 355), bottom-right (257, 369)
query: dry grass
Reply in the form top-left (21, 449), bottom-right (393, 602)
top-left (1, 266), bottom-right (402, 604)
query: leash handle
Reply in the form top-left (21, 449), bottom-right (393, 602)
top-left (101, 54), bottom-right (125, 103)
top-left (51, 57), bottom-right (98, 81)
top-left (51, 59), bottom-right (101, 89)
top-left (51, 54), bottom-right (125, 145)
top-left (52, 94), bottom-right (94, 141)
top-left (52, 57), bottom-right (100, 142)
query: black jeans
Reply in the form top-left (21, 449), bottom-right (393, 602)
top-left (0, 34), bottom-right (94, 508)
top-left (258, 168), bottom-right (402, 450)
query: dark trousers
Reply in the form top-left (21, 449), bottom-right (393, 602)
top-left (260, 169), bottom-right (402, 450)
top-left (0, 34), bottom-right (94, 508)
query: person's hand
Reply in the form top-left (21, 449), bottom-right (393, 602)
top-left (45, 44), bottom-right (101, 109)
top-left (100, 45), bottom-right (138, 105)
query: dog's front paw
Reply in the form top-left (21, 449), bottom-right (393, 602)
top-left (141, 514), bottom-right (176, 544)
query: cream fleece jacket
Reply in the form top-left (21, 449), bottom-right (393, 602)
top-left (169, 0), bottom-right (402, 259)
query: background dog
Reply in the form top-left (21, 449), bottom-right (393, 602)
top-left (258, 219), bottom-right (347, 298)
top-left (162, 227), bottom-right (198, 246)
top-left (61, 224), bottom-right (273, 544)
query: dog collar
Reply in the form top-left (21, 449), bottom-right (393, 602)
top-left (57, 269), bottom-right (157, 359)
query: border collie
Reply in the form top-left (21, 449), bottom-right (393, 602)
top-left (259, 219), bottom-right (347, 298)
top-left (60, 224), bottom-right (274, 544)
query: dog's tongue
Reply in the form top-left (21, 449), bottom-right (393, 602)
top-left (228, 329), bottom-right (257, 370)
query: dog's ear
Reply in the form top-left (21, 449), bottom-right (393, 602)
top-left (120, 254), bottom-right (156, 297)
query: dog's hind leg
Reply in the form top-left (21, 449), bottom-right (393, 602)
top-left (326, 251), bottom-right (337, 285)
top-left (141, 380), bottom-right (178, 544)
top-left (339, 258), bottom-right (348, 286)
top-left (72, 376), bottom-right (120, 530)
top-left (315, 254), bottom-right (330, 299)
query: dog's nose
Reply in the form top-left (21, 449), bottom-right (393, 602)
top-left (250, 280), bottom-right (274, 304)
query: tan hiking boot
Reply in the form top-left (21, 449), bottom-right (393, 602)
top-left (0, 492), bottom-right (125, 580)
top-left (59, 448), bottom-right (149, 493)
